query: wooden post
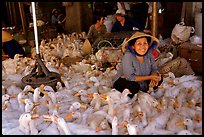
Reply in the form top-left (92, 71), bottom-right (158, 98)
top-left (18, 2), bottom-right (27, 37)
top-left (8, 2), bottom-right (13, 26)
top-left (151, 2), bottom-right (158, 37)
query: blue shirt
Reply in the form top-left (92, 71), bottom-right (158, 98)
top-left (112, 50), bottom-right (159, 91)
top-left (111, 16), bottom-right (142, 32)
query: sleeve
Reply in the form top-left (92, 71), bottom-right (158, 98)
top-left (101, 25), bottom-right (107, 34)
top-left (51, 15), bottom-right (55, 24)
top-left (111, 22), bottom-right (118, 32)
top-left (86, 25), bottom-right (93, 39)
top-left (122, 52), bottom-right (136, 81)
top-left (149, 53), bottom-right (159, 74)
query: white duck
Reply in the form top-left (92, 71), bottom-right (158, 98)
top-left (111, 116), bottom-right (118, 135)
top-left (19, 113), bottom-right (39, 135)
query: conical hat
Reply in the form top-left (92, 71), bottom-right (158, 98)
top-left (81, 38), bottom-right (93, 55)
top-left (125, 31), bottom-right (159, 48)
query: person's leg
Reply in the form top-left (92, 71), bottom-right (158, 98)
top-left (3, 39), bottom-right (25, 59)
top-left (113, 77), bottom-right (140, 98)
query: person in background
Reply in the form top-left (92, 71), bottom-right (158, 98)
top-left (57, 11), bottom-right (66, 34)
top-left (87, 15), bottom-right (107, 45)
top-left (112, 31), bottom-right (162, 98)
top-left (51, 9), bottom-right (60, 25)
top-left (2, 30), bottom-right (25, 59)
top-left (111, 9), bottom-right (142, 32)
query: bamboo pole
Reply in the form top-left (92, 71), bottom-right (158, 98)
top-left (8, 2), bottom-right (13, 26)
top-left (151, 2), bottom-right (158, 37)
top-left (18, 2), bottom-right (27, 36)
top-left (12, 2), bottom-right (18, 25)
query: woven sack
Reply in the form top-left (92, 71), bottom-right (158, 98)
top-left (159, 57), bottom-right (194, 77)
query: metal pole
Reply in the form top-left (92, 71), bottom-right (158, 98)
top-left (152, 2), bottom-right (158, 37)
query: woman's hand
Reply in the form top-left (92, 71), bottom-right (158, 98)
top-left (149, 74), bottom-right (161, 87)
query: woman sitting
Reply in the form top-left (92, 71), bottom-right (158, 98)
top-left (112, 31), bottom-right (162, 98)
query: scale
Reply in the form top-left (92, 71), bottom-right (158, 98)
top-left (21, 2), bottom-right (61, 90)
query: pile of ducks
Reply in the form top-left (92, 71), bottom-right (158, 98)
top-left (2, 33), bottom-right (202, 135)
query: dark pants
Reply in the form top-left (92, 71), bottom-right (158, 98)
top-left (113, 77), bottom-right (163, 98)
top-left (3, 39), bottom-right (25, 59)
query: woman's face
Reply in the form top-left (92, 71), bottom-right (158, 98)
top-left (99, 17), bottom-right (104, 25)
top-left (115, 15), bottom-right (124, 22)
top-left (132, 37), bottom-right (149, 55)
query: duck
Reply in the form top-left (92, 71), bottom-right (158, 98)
top-left (95, 119), bottom-right (111, 133)
top-left (126, 123), bottom-right (140, 135)
top-left (177, 130), bottom-right (192, 135)
top-left (90, 92), bottom-right (103, 111)
top-left (5, 84), bottom-right (23, 95)
top-left (166, 112), bottom-right (186, 133)
top-left (176, 118), bottom-right (201, 135)
top-left (39, 114), bottom-right (60, 135)
top-left (111, 116), bottom-right (118, 135)
top-left (18, 113), bottom-right (39, 135)
top-left (64, 111), bottom-right (82, 124)
top-left (73, 89), bottom-right (92, 104)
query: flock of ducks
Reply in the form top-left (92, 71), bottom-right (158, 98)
top-left (2, 33), bottom-right (202, 135)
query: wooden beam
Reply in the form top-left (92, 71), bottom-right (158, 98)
top-left (151, 2), bottom-right (158, 37)
top-left (18, 2), bottom-right (27, 37)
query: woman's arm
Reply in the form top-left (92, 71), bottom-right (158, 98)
top-left (86, 25), bottom-right (94, 39)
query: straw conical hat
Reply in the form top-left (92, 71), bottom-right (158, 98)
top-left (81, 38), bottom-right (93, 55)
top-left (125, 31), bottom-right (159, 48)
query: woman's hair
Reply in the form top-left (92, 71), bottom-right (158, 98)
top-left (93, 15), bottom-right (104, 24)
top-left (128, 36), bottom-right (151, 46)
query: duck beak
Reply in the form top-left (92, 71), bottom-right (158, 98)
top-left (100, 94), bottom-right (107, 100)
top-left (74, 92), bottom-right (81, 97)
top-left (176, 120), bottom-right (184, 126)
top-left (155, 104), bottom-right (162, 111)
top-left (18, 54), bottom-right (23, 57)
top-left (43, 115), bottom-right (52, 121)
top-left (117, 120), bottom-right (128, 128)
top-left (20, 98), bottom-right (26, 103)
top-left (34, 102), bottom-right (40, 106)
top-left (30, 87), bottom-right (35, 92)
top-left (188, 100), bottom-right (194, 108)
top-left (2, 104), bottom-right (7, 110)
top-left (147, 89), bottom-right (153, 93)
top-left (53, 115), bottom-right (59, 123)
top-left (158, 84), bottom-right (164, 89)
top-left (9, 94), bottom-right (16, 98)
top-left (26, 57), bottom-right (32, 61)
top-left (96, 124), bottom-right (102, 132)
top-left (41, 90), bottom-right (48, 96)
top-left (31, 114), bottom-right (39, 119)
top-left (109, 66), bottom-right (115, 70)
top-left (137, 112), bottom-right (144, 122)
top-left (187, 88), bottom-right (194, 94)
top-left (87, 93), bottom-right (93, 98)
top-left (59, 71), bottom-right (64, 75)
top-left (55, 104), bottom-right (60, 110)
top-left (80, 104), bottom-right (87, 109)
top-left (168, 79), bottom-right (175, 85)
top-left (194, 114), bottom-right (201, 123)
top-left (173, 100), bottom-right (179, 109)
top-left (31, 106), bottom-right (38, 113)
top-left (44, 100), bottom-right (49, 104)
top-left (64, 113), bottom-right (73, 121)
top-left (162, 73), bottom-right (169, 78)
top-left (137, 112), bottom-right (144, 117)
